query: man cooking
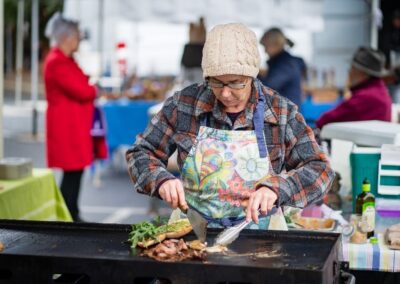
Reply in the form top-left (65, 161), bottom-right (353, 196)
top-left (126, 23), bottom-right (334, 230)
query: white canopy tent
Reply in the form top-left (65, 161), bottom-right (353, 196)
top-left (63, 0), bottom-right (324, 76)
top-left (66, 0), bottom-right (324, 31)
top-left (114, 0), bottom-right (324, 31)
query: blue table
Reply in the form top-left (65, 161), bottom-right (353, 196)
top-left (100, 99), bottom-right (158, 154)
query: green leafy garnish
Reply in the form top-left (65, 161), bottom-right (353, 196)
top-left (128, 220), bottom-right (163, 248)
top-left (128, 218), bottom-right (191, 249)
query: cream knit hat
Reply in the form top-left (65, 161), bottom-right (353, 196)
top-left (202, 23), bottom-right (260, 78)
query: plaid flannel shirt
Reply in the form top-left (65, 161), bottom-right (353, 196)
top-left (126, 81), bottom-right (334, 208)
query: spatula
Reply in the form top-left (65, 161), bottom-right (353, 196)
top-left (174, 205), bottom-right (207, 242)
top-left (215, 207), bottom-right (278, 246)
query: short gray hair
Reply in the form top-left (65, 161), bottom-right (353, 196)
top-left (45, 12), bottom-right (79, 45)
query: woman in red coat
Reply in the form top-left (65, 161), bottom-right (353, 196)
top-left (44, 15), bottom-right (97, 222)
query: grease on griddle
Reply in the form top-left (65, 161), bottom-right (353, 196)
top-left (306, 264), bottom-right (321, 270)
top-left (225, 249), bottom-right (281, 259)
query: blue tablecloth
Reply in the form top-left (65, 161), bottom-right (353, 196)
top-left (301, 96), bottom-right (342, 128)
top-left (100, 99), bottom-right (158, 153)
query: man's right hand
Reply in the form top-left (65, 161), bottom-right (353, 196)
top-left (158, 179), bottom-right (188, 210)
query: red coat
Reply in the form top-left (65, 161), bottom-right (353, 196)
top-left (316, 78), bottom-right (392, 129)
top-left (44, 48), bottom-right (97, 170)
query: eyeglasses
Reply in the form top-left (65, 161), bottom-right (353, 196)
top-left (207, 80), bottom-right (248, 90)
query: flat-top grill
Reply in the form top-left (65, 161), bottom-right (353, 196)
top-left (0, 220), bottom-right (341, 284)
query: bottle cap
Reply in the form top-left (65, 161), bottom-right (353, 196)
top-left (369, 237), bottom-right (378, 244)
top-left (362, 178), bottom-right (371, 192)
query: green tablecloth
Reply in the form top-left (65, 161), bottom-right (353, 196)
top-left (0, 169), bottom-right (72, 221)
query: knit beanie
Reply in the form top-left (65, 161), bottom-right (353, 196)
top-left (202, 23), bottom-right (260, 78)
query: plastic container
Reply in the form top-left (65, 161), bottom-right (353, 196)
top-left (350, 147), bottom-right (400, 213)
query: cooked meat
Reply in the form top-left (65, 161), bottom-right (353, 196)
top-left (140, 238), bottom-right (206, 262)
top-left (177, 239), bottom-right (188, 251)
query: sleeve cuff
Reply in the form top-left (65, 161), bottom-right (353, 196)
top-left (256, 175), bottom-right (291, 206)
top-left (152, 176), bottom-right (177, 199)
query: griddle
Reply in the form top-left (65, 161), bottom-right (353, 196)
top-left (0, 220), bottom-right (341, 284)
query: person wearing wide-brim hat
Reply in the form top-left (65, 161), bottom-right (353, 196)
top-left (316, 47), bottom-right (392, 129)
top-left (127, 23), bottom-right (334, 230)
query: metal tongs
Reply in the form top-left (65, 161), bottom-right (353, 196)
top-left (215, 207), bottom-right (278, 246)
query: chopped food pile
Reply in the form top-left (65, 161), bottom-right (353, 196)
top-left (140, 238), bottom-right (207, 262)
top-left (128, 218), bottom-right (192, 249)
top-left (129, 218), bottom-right (231, 262)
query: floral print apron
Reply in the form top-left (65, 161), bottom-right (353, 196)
top-left (181, 85), bottom-right (279, 229)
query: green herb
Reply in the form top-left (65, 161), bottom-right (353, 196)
top-left (128, 220), bottom-right (163, 249)
top-left (128, 218), bottom-right (191, 249)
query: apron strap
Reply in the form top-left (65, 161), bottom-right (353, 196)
top-left (200, 113), bottom-right (209, 127)
top-left (253, 80), bottom-right (268, 158)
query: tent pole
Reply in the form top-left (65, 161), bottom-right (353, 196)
top-left (370, 0), bottom-right (379, 49)
top-left (0, 0), bottom-right (4, 158)
top-left (98, 0), bottom-right (104, 75)
top-left (15, 0), bottom-right (24, 105)
top-left (31, 0), bottom-right (39, 137)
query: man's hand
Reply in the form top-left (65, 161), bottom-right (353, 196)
top-left (158, 179), bottom-right (188, 210)
top-left (246, 187), bottom-right (277, 224)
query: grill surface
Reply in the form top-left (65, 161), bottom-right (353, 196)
top-left (0, 220), bottom-right (341, 284)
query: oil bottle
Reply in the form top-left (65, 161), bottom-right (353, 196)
top-left (355, 178), bottom-right (375, 238)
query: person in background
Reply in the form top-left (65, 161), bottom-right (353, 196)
top-left (180, 17), bottom-right (206, 87)
top-left (315, 47), bottom-right (392, 129)
top-left (258, 27), bottom-right (304, 109)
top-left (44, 13), bottom-right (101, 222)
top-left (126, 23), bottom-right (334, 230)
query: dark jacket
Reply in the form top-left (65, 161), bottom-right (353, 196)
top-left (258, 50), bottom-right (303, 108)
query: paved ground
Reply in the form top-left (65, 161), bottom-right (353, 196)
top-left (3, 94), bottom-right (171, 224)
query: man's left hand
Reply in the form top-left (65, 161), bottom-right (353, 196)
top-left (245, 187), bottom-right (277, 224)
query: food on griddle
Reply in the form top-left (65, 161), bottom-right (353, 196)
top-left (159, 219), bottom-right (193, 238)
top-left (129, 218), bottom-right (192, 248)
top-left (137, 233), bottom-right (166, 248)
top-left (188, 240), bottom-right (227, 254)
top-left (129, 220), bottom-right (165, 248)
top-left (0, 241), bottom-right (4, 252)
top-left (140, 238), bottom-right (207, 262)
top-left (204, 245), bottom-right (228, 253)
top-left (188, 239), bottom-right (207, 251)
